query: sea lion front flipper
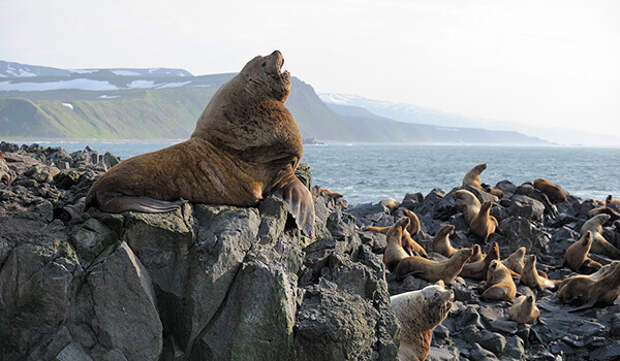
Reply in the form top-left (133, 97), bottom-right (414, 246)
top-left (280, 179), bottom-right (315, 238)
top-left (98, 196), bottom-right (187, 213)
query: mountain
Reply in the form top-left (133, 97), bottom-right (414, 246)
top-left (0, 60), bottom-right (548, 144)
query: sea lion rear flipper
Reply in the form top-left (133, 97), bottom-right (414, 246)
top-left (98, 196), bottom-right (187, 213)
top-left (281, 179), bottom-right (315, 238)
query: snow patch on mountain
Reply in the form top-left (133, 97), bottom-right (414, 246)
top-left (0, 79), bottom-right (118, 91)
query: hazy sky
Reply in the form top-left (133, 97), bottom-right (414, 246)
top-left (1, 0), bottom-right (618, 138)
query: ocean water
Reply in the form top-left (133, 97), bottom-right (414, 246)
top-left (12, 141), bottom-right (620, 205)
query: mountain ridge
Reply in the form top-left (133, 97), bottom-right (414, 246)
top-left (0, 60), bottom-right (549, 145)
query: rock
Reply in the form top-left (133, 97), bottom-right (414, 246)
top-left (503, 335), bottom-right (525, 360)
top-left (508, 194), bottom-right (545, 222)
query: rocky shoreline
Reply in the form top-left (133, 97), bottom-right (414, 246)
top-left (0, 141), bottom-right (618, 361)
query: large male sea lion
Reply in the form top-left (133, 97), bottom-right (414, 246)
top-left (580, 214), bottom-right (620, 258)
top-left (390, 281), bottom-right (454, 361)
top-left (533, 178), bottom-right (567, 203)
top-left (85, 51), bottom-right (315, 237)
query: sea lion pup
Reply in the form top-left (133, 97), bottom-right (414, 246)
top-left (364, 208), bottom-right (421, 235)
top-left (502, 247), bottom-right (526, 275)
top-left (481, 260), bottom-right (517, 301)
top-left (432, 224), bottom-right (458, 257)
top-left (468, 244), bottom-right (485, 263)
top-left (311, 186), bottom-right (343, 199)
top-left (470, 201), bottom-right (498, 242)
top-left (390, 281), bottom-right (454, 361)
top-left (461, 242), bottom-right (499, 280)
top-left (383, 217), bottom-right (411, 272)
top-left (521, 255), bottom-right (556, 290)
top-left (509, 295), bottom-right (540, 324)
top-left (394, 248), bottom-right (473, 284)
top-left (85, 51), bottom-right (315, 237)
top-left (454, 189), bottom-right (481, 226)
top-left (557, 261), bottom-right (620, 312)
top-left (564, 231), bottom-right (602, 273)
top-left (533, 177), bottom-right (567, 202)
top-left (580, 214), bottom-right (620, 259)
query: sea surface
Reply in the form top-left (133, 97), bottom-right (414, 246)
top-left (10, 141), bottom-right (620, 205)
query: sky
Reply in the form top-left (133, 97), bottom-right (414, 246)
top-left (1, 0), bottom-right (619, 143)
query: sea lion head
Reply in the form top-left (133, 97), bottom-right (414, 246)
top-left (486, 242), bottom-right (500, 261)
top-left (419, 281), bottom-right (454, 325)
top-left (606, 195), bottom-right (614, 204)
top-left (240, 50), bottom-right (291, 102)
top-left (514, 247), bottom-right (526, 258)
top-left (394, 216), bottom-right (411, 230)
top-left (525, 254), bottom-right (537, 268)
top-left (474, 163), bottom-right (488, 173)
top-left (438, 224), bottom-right (456, 236)
top-left (525, 295), bottom-right (535, 306)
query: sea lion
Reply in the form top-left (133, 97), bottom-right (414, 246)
top-left (509, 295), bottom-right (540, 324)
top-left (380, 197), bottom-right (400, 212)
top-left (470, 201), bottom-right (498, 242)
top-left (557, 261), bottom-right (620, 312)
top-left (468, 244), bottom-right (485, 263)
top-left (563, 231), bottom-right (602, 273)
top-left (502, 247), bottom-right (526, 275)
top-left (461, 242), bottom-right (500, 280)
top-left (390, 281), bottom-right (454, 361)
top-left (580, 214), bottom-right (620, 258)
top-left (533, 178), bottom-right (567, 203)
top-left (402, 228), bottom-right (428, 257)
top-left (85, 51), bottom-right (315, 237)
top-left (462, 163), bottom-right (503, 197)
top-left (364, 208), bottom-right (421, 235)
top-left (394, 248), bottom-right (473, 284)
top-left (432, 224), bottom-right (458, 257)
top-left (0, 151), bottom-right (15, 186)
top-left (383, 217), bottom-right (411, 272)
top-left (481, 260), bottom-right (517, 301)
top-left (607, 195), bottom-right (620, 212)
top-left (521, 255), bottom-right (556, 290)
top-left (311, 186), bottom-right (343, 199)
top-left (454, 189), bottom-right (481, 226)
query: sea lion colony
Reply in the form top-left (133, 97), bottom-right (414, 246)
top-left (75, 52), bottom-right (618, 360)
top-left (369, 170), bottom-right (619, 360)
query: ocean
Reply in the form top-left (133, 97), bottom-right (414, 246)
top-left (10, 141), bottom-right (620, 205)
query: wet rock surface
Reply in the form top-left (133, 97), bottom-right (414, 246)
top-left (0, 141), bottom-right (618, 361)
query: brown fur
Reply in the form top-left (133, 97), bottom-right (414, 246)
top-left (557, 261), bottom-right (620, 309)
top-left (587, 206), bottom-right (620, 219)
top-left (481, 260), bottom-right (517, 301)
top-left (468, 244), bottom-right (484, 263)
top-left (380, 198), bottom-right (400, 211)
top-left (580, 214), bottom-right (620, 259)
top-left (470, 201), bottom-right (498, 242)
top-left (312, 186), bottom-right (343, 199)
top-left (521, 255), bottom-right (556, 290)
top-left (0, 151), bottom-right (14, 186)
top-left (432, 224), bottom-right (457, 257)
top-left (383, 217), bottom-right (411, 272)
top-left (395, 248), bottom-right (473, 283)
top-left (533, 178), bottom-right (567, 202)
top-left (364, 208), bottom-right (421, 235)
top-left (461, 242), bottom-right (500, 280)
top-left (462, 163), bottom-right (487, 189)
top-left (509, 295), bottom-right (540, 324)
top-left (564, 231), bottom-right (602, 273)
top-left (402, 228), bottom-right (428, 257)
top-left (502, 247), bottom-right (526, 275)
top-left (85, 51), bottom-right (315, 237)
top-left (482, 184), bottom-right (504, 198)
top-left (607, 195), bottom-right (620, 212)
top-left (390, 282), bottom-right (454, 361)
top-left (454, 189), bottom-right (481, 226)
